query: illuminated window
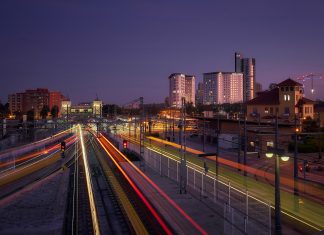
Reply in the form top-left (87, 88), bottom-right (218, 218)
top-left (267, 141), bottom-right (274, 147)
top-left (265, 107), bottom-right (269, 114)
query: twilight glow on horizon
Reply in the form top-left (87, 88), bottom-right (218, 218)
top-left (1, 0), bottom-right (324, 104)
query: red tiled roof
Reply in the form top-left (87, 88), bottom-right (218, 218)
top-left (277, 78), bottom-right (302, 87)
top-left (296, 97), bottom-right (315, 107)
top-left (246, 88), bottom-right (279, 105)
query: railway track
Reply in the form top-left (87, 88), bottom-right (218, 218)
top-left (88, 137), bottom-right (133, 234)
top-left (64, 130), bottom-right (95, 235)
top-left (94, 131), bottom-right (173, 234)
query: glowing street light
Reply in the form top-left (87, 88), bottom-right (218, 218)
top-left (266, 152), bottom-right (274, 158)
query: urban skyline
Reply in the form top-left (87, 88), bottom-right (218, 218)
top-left (1, 2), bottom-right (324, 234)
top-left (1, 1), bottom-right (324, 104)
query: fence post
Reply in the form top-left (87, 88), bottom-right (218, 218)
top-left (269, 202), bottom-right (271, 235)
top-left (177, 161), bottom-right (179, 182)
top-left (244, 217), bottom-right (247, 234)
top-left (246, 190), bottom-right (249, 224)
top-left (201, 171), bottom-right (204, 197)
top-left (160, 154), bottom-right (162, 176)
top-left (194, 169), bottom-right (196, 190)
top-left (167, 157), bottom-right (170, 178)
top-left (228, 181), bottom-right (231, 208)
top-left (187, 166), bottom-right (189, 186)
top-left (213, 176), bottom-right (216, 202)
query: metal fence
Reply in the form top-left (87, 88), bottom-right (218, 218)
top-left (113, 135), bottom-right (271, 235)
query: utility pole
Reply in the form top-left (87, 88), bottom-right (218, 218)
top-left (179, 97), bottom-right (187, 194)
top-left (318, 113), bottom-right (322, 159)
top-left (139, 97), bottom-right (144, 159)
top-left (243, 111), bottom-right (247, 176)
top-left (274, 113), bottom-right (281, 235)
top-left (164, 114), bottom-right (167, 140)
top-left (134, 97), bottom-right (144, 171)
top-left (294, 115), bottom-right (298, 179)
top-left (203, 115), bottom-right (205, 152)
top-left (134, 116), bottom-right (137, 139)
top-left (238, 114), bottom-right (241, 171)
top-left (172, 110), bottom-right (175, 141)
top-left (128, 112), bottom-right (131, 138)
top-left (216, 110), bottom-right (220, 179)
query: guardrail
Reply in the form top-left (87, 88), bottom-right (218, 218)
top-left (112, 134), bottom-right (271, 235)
top-left (0, 128), bottom-right (74, 160)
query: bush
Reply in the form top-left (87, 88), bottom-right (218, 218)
top-left (288, 142), bottom-right (318, 153)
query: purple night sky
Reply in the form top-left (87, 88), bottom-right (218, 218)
top-left (1, 0), bottom-right (324, 104)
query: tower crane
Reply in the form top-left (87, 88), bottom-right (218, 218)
top-left (294, 73), bottom-right (324, 94)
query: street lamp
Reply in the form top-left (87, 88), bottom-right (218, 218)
top-left (265, 113), bottom-right (290, 235)
top-left (265, 148), bottom-right (290, 162)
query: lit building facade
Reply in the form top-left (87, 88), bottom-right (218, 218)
top-left (93, 99), bottom-right (103, 117)
top-left (8, 88), bottom-right (64, 119)
top-left (185, 75), bottom-right (195, 106)
top-left (203, 72), bottom-right (243, 104)
top-left (49, 91), bottom-right (64, 114)
top-left (8, 92), bottom-right (24, 113)
top-left (168, 73), bottom-right (195, 108)
top-left (246, 78), bottom-right (314, 121)
top-left (61, 100), bottom-right (102, 119)
top-left (196, 82), bottom-right (204, 105)
top-left (61, 100), bottom-right (72, 118)
top-left (203, 72), bottom-right (217, 105)
top-left (235, 52), bottom-right (256, 102)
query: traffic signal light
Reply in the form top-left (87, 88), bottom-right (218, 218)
top-left (61, 141), bottom-right (66, 152)
top-left (123, 139), bottom-right (128, 149)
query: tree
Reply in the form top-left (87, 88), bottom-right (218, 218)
top-left (27, 109), bottom-right (35, 121)
top-left (13, 111), bottom-right (23, 120)
top-left (40, 105), bottom-right (50, 119)
top-left (185, 102), bottom-right (195, 115)
top-left (51, 105), bottom-right (59, 119)
top-left (0, 102), bottom-right (10, 118)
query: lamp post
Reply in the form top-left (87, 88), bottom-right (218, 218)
top-left (318, 113), bottom-right (322, 159)
top-left (294, 115), bottom-right (299, 179)
top-left (202, 115), bottom-right (205, 152)
top-left (243, 111), bottom-right (247, 176)
top-left (238, 113), bottom-right (241, 171)
top-left (265, 114), bottom-right (290, 235)
top-left (274, 114), bottom-right (281, 235)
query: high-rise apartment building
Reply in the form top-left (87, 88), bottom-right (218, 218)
top-left (8, 92), bottom-right (24, 114)
top-left (196, 82), bottom-right (204, 105)
top-left (23, 89), bottom-right (50, 119)
top-left (168, 73), bottom-right (195, 108)
top-left (235, 52), bottom-right (256, 102)
top-left (185, 75), bottom-right (195, 106)
top-left (203, 72), bottom-right (243, 104)
top-left (203, 73), bottom-right (218, 105)
top-left (49, 91), bottom-right (64, 111)
top-left (8, 88), bottom-right (64, 119)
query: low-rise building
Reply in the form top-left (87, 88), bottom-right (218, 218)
top-left (61, 99), bottom-right (102, 119)
top-left (246, 78), bottom-right (314, 122)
